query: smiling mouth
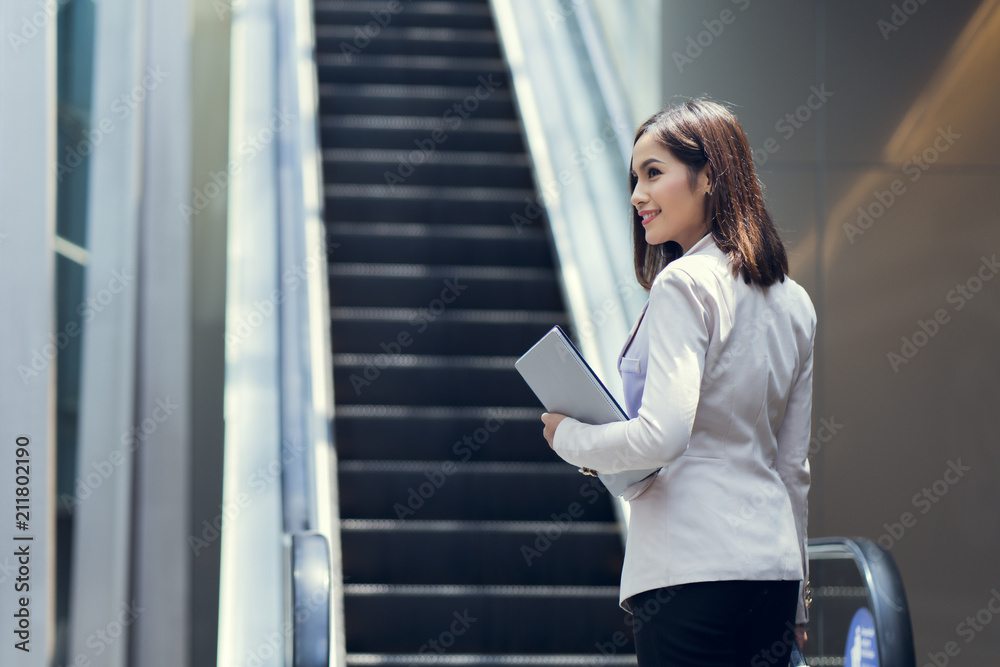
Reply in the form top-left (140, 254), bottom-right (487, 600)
top-left (640, 210), bottom-right (660, 225)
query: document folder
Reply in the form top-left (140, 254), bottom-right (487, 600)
top-left (515, 326), bottom-right (659, 497)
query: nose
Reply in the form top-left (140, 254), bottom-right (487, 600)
top-left (630, 180), bottom-right (647, 209)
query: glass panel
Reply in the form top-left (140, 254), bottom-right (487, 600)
top-left (55, 1), bottom-right (96, 664)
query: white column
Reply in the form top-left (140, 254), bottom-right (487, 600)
top-left (0, 2), bottom-right (58, 664)
top-left (128, 0), bottom-right (193, 662)
top-left (67, 0), bottom-right (145, 665)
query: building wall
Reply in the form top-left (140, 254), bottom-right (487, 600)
top-left (657, 1), bottom-right (1000, 663)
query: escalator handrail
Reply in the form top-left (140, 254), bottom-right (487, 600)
top-left (275, 0), bottom-right (347, 662)
top-left (808, 537), bottom-right (917, 667)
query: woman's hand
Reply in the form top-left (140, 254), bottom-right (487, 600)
top-left (541, 412), bottom-right (568, 449)
top-left (795, 624), bottom-right (807, 650)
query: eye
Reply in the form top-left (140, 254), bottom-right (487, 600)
top-left (646, 167), bottom-right (661, 178)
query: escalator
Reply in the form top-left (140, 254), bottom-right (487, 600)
top-left (317, 0), bottom-right (637, 664)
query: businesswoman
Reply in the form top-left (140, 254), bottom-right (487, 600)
top-left (541, 99), bottom-right (814, 666)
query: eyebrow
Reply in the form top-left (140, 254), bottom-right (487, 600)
top-left (631, 157), bottom-right (665, 174)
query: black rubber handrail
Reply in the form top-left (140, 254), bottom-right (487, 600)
top-left (808, 537), bottom-right (916, 667)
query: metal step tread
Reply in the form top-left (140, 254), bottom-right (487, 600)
top-left (347, 655), bottom-right (637, 666)
top-left (325, 183), bottom-right (533, 201)
top-left (320, 82), bottom-right (512, 101)
top-left (331, 306), bottom-right (564, 324)
top-left (328, 263), bottom-right (554, 280)
top-left (326, 189), bottom-right (532, 208)
top-left (325, 148), bottom-right (528, 166)
top-left (328, 221), bottom-right (542, 240)
top-left (344, 583), bottom-right (621, 597)
top-left (318, 53), bottom-right (504, 71)
top-left (341, 519), bottom-right (618, 534)
top-left (316, 25), bottom-right (497, 43)
top-left (339, 460), bottom-right (572, 474)
top-left (333, 352), bottom-right (517, 369)
top-left (322, 115), bottom-right (518, 132)
top-left (315, 0), bottom-right (492, 15)
top-left (335, 405), bottom-right (540, 420)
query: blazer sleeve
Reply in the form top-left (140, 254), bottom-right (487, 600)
top-left (775, 316), bottom-right (815, 624)
top-left (552, 267), bottom-right (709, 473)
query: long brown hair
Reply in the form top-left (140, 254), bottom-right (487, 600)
top-left (630, 99), bottom-right (788, 289)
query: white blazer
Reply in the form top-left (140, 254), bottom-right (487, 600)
top-left (553, 234), bottom-right (815, 623)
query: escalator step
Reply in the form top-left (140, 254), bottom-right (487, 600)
top-left (339, 519), bottom-right (622, 585)
top-left (320, 83), bottom-right (514, 117)
top-left (343, 584), bottom-right (633, 654)
top-left (324, 150), bottom-right (532, 188)
top-left (346, 654), bottom-right (638, 667)
top-left (337, 462), bottom-right (614, 522)
top-left (314, 25), bottom-right (501, 59)
top-left (327, 265), bottom-right (562, 310)
top-left (332, 405), bottom-right (562, 463)
top-left (328, 222), bottom-right (549, 267)
top-left (315, 1), bottom-right (495, 32)
top-left (330, 306), bottom-right (562, 355)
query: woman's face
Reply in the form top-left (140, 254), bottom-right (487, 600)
top-left (630, 132), bottom-right (711, 253)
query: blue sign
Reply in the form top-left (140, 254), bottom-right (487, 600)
top-left (844, 607), bottom-right (879, 667)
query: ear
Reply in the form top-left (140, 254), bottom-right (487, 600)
top-left (697, 164), bottom-right (713, 195)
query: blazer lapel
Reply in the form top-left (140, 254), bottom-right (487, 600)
top-left (618, 301), bottom-right (649, 365)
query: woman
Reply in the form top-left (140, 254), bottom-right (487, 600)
top-left (541, 99), bottom-right (814, 666)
